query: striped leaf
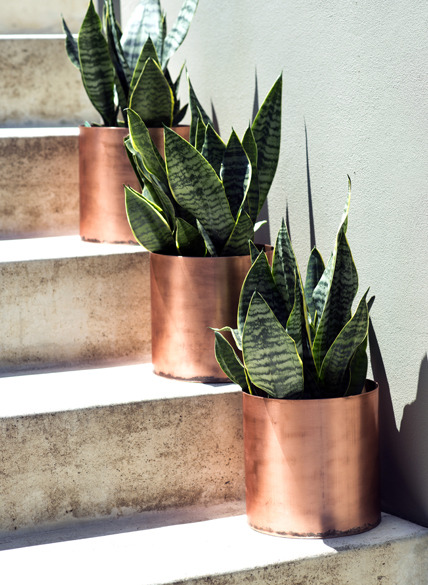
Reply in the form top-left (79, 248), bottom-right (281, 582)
top-left (242, 126), bottom-right (260, 223)
top-left (196, 220), bottom-right (217, 257)
top-left (251, 74), bottom-right (282, 212)
top-left (120, 3), bottom-right (147, 71)
top-left (188, 76), bottom-right (212, 145)
top-left (162, 0), bottom-right (199, 68)
top-left (220, 130), bottom-right (252, 220)
top-left (221, 210), bottom-right (254, 256)
top-left (237, 251), bottom-right (287, 340)
top-left (164, 127), bottom-right (235, 252)
top-left (195, 115), bottom-right (207, 152)
top-left (249, 241), bottom-right (261, 263)
top-left (175, 217), bottom-right (206, 256)
top-left (62, 17), bottom-right (80, 70)
top-left (214, 332), bottom-right (248, 390)
top-left (129, 58), bottom-right (174, 127)
top-left (345, 335), bottom-right (368, 396)
top-left (272, 218), bottom-right (297, 319)
top-left (304, 247), bottom-right (325, 321)
top-left (77, 0), bottom-right (116, 126)
top-left (313, 225), bottom-right (359, 370)
top-left (201, 124), bottom-right (226, 176)
top-left (124, 136), bottom-right (145, 189)
top-left (105, 0), bottom-right (131, 103)
top-left (144, 180), bottom-right (176, 229)
top-left (129, 37), bottom-right (160, 94)
top-left (243, 293), bottom-right (304, 398)
top-left (320, 293), bottom-right (369, 396)
top-left (125, 185), bottom-right (176, 253)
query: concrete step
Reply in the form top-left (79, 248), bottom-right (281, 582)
top-left (0, 513), bottom-right (427, 584)
top-left (0, 128), bottom-right (79, 239)
top-left (0, 236), bottom-right (150, 374)
top-left (0, 363), bottom-right (243, 533)
top-left (2, 0), bottom-right (89, 34)
top-left (0, 35), bottom-right (98, 127)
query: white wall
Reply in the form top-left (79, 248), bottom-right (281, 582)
top-left (122, 0), bottom-right (428, 527)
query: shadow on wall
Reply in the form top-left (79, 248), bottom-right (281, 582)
top-left (369, 323), bottom-right (428, 528)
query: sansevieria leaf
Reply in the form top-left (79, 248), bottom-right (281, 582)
top-left (129, 37), bottom-right (160, 94)
top-left (120, 3), bottom-right (147, 71)
top-left (62, 17), bottom-right (80, 70)
top-left (243, 293), bottom-right (304, 398)
top-left (78, 0), bottom-right (116, 126)
top-left (345, 335), bottom-right (368, 396)
top-left (251, 74), bottom-right (282, 213)
top-left (201, 124), bottom-right (226, 176)
top-left (221, 130), bottom-right (251, 220)
top-left (221, 210), bottom-right (254, 257)
top-left (162, 0), bottom-right (199, 68)
top-left (188, 76), bottom-right (212, 145)
top-left (272, 219), bottom-right (297, 319)
top-left (125, 185), bottom-right (176, 253)
top-left (214, 332), bottom-right (248, 390)
top-left (129, 58), bottom-right (174, 127)
top-left (164, 127), bottom-right (235, 253)
top-left (175, 217), bottom-right (205, 256)
top-left (304, 247), bottom-right (325, 321)
top-left (241, 126), bottom-right (260, 223)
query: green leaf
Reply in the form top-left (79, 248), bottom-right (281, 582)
top-left (162, 0), bottom-right (199, 68)
top-left (196, 220), bottom-right (217, 257)
top-left (201, 124), bottom-right (226, 176)
top-left (214, 332), bottom-right (248, 389)
top-left (129, 58), bottom-right (174, 127)
top-left (125, 185), bottom-right (176, 253)
top-left (312, 223), bottom-right (359, 370)
top-left (221, 211), bottom-right (254, 256)
top-left (124, 136), bottom-right (145, 189)
top-left (175, 217), bottom-right (206, 256)
top-left (272, 218), bottom-right (297, 319)
top-left (345, 335), bottom-right (368, 397)
top-left (249, 241), bottom-right (260, 263)
top-left (304, 247), bottom-right (325, 321)
top-left (105, 0), bottom-right (131, 104)
top-left (77, 0), bottom-right (116, 126)
top-left (164, 127), bottom-right (235, 252)
top-left (62, 17), bottom-right (80, 70)
top-left (195, 115), bottom-right (207, 152)
top-left (242, 126), bottom-right (260, 223)
top-left (251, 74), bottom-right (282, 213)
top-left (221, 130), bottom-right (252, 220)
top-left (188, 75), bottom-right (212, 145)
top-left (320, 293), bottom-right (369, 396)
top-left (243, 293), bottom-right (304, 398)
top-left (129, 37), bottom-right (160, 94)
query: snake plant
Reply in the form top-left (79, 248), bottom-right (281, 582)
top-left (214, 180), bottom-right (374, 398)
top-left (62, 0), bottom-right (198, 127)
top-left (124, 74), bottom-right (282, 256)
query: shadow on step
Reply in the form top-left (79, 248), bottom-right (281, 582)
top-left (0, 501), bottom-right (244, 551)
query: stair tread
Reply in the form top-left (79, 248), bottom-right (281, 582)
top-left (0, 363), bottom-right (236, 418)
top-left (0, 235), bottom-right (143, 263)
top-left (0, 514), bottom-right (426, 584)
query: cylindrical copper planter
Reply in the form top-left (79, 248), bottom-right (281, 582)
top-left (79, 125), bottom-right (189, 244)
top-left (150, 248), bottom-right (272, 382)
top-left (243, 381), bottom-right (380, 538)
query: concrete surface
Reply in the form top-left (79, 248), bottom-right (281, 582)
top-left (0, 236), bottom-right (150, 373)
top-left (0, 36), bottom-right (98, 127)
top-left (0, 364), bottom-right (244, 532)
top-left (0, 513), bottom-right (427, 585)
top-left (0, 129), bottom-right (79, 238)
top-left (1, 0), bottom-right (89, 34)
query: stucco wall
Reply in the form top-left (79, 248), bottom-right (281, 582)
top-left (122, 0), bottom-right (428, 527)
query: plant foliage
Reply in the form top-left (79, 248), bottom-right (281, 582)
top-left (62, 0), bottom-right (198, 126)
top-left (124, 74), bottom-right (282, 256)
top-left (214, 179), bottom-right (373, 398)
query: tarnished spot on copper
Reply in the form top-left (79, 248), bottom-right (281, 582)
top-left (79, 125), bottom-right (190, 244)
top-left (243, 383), bottom-right (380, 538)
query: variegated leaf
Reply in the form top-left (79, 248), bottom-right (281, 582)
top-left (272, 218), bottom-right (297, 319)
top-left (242, 126), bottom-right (260, 223)
top-left (125, 185), bottom-right (176, 253)
top-left (195, 115), bottom-right (207, 152)
top-left (243, 293), bottom-right (304, 398)
top-left (120, 3), bottom-right (147, 71)
top-left (188, 76), bottom-right (212, 145)
top-left (175, 217), bottom-right (206, 256)
top-left (129, 58), bottom-right (174, 127)
top-left (164, 127), bottom-right (235, 252)
top-left (105, 0), bottom-right (131, 101)
top-left (201, 124), bottom-right (226, 176)
top-left (220, 130), bottom-right (252, 220)
top-left (320, 292), bottom-right (369, 396)
top-left (214, 332), bottom-right (248, 389)
top-left (162, 0), bottom-right (199, 68)
top-left (77, 0), bottom-right (116, 126)
top-left (62, 17), bottom-right (80, 70)
top-left (249, 241), bottom-right (260, 263)
top-left (304, 247), bottom-right (325, 321)
top-left (251, 74), bottom-right (282, 213)
top-left (127, 109), bottom-right (167, 185)
top-left (221, 210), bottom-right (254, 256)
top-left (129, 37), bottom-right (160, 94)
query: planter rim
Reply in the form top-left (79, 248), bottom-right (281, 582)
top-left (242, 379), bottom-right (378, 404)
top-left (149, 243), bottom-right (274, 261)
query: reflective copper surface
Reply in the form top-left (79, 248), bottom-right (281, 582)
top-left (150, 247), bottom-right (273, 382)
top-left (79, 125), bottom-right (190, 244)
top-left (243, 381), bottom-right (380, 538)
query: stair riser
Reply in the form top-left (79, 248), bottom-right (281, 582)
top-left (0, 392), bottom-right (244, 532)
top-left (0, 37), bottom-right (98, 127)
top-left (1, 1), bottom-right (89, 34)
top-left (0, 253), bottom-right (150, 374)
top-left (0, 134), bottom-right (79, 238)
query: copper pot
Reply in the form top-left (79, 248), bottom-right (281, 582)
top-left (243, 381), bottom-right (380, 538)
top-left (79, 125), bottom-right (190, 244)
top-left (150, 247), bottom-right (273, 382)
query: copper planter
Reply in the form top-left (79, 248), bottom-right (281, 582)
top-left (150, 248), bottom-right (272, 382)
top-left (243, 381), bottom-right (380, 538)
top-left (79, 125), bottom-right (190, 244)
